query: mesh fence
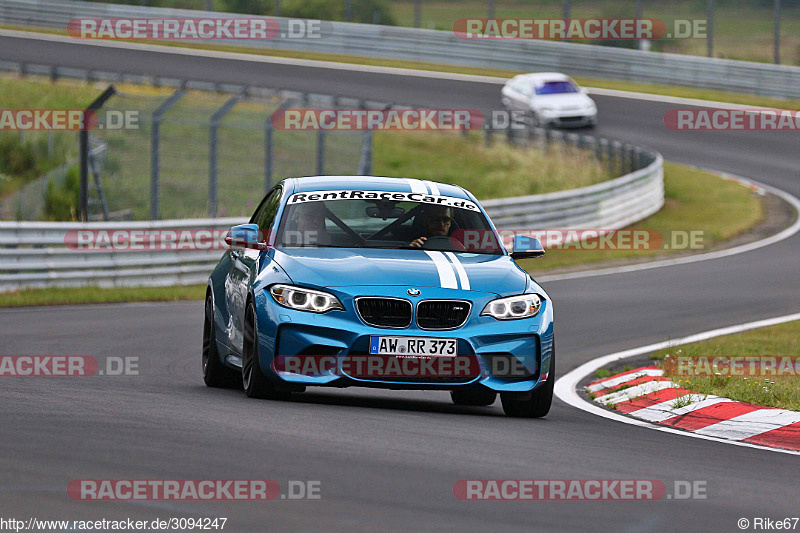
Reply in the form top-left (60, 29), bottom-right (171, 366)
top-left (88, 86), bottom-right (364, 221)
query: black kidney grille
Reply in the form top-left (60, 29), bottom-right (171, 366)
top-left (417, 300), bottom-right (471, 329)
top-left (356, 298), bottom-right (412, 328)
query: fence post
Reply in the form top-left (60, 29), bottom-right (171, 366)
top-left (150, 89), bottom-right (184, 220)
top-left (316, 129), bottom-right (325, 175)
top-left (79, 85), bottom-right (116, 222)
top-left (774, 0), bottom-right (781, 64)
top-left (265, 120), bottom-right (273, 192)
top-left (358, 130), bottom-right (373, 175)
top-left (209, 95), bottom-right (241, 217)
top-left (707, 0), bottom-right (714, 57)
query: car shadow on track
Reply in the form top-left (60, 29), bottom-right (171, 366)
top-left (200, 385), bottom-right (515, 418)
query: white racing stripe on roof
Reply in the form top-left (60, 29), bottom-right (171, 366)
top-left (695, 409), bottom-right (800, 441)
top-left (423, 180), bottom-right (441, 195)
top-left (587, 369), bottom-right (664, 393)
top-left (444, 252), bottom-right (470, 291)
top-left (424, 251), bottom-right (458, 289)
top-left (405, 178), bottom-right (428, 194)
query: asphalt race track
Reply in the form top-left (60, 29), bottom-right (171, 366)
top-left (1, 34), bottom-right (798, 532)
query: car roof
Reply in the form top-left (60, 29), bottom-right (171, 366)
top-left (512, 72), bottom-right (573, 84)
top-left (283, 175), bottom-right (473, 201)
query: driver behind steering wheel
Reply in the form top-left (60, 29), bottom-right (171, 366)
top-left (409, 205), bottom-right (463, 249)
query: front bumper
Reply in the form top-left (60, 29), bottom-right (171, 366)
top-left (254, 285), bottom-right (554, 392)
top-left (545, 113), bottom-right (597, 128)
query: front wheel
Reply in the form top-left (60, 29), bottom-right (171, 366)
top-left (242, 301), bottom-right (291, 400)
top-left (501, 338), bottom-right (555, 418)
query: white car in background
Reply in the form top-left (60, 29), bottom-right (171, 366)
top-left (501, 73), bottom-right (597, 128)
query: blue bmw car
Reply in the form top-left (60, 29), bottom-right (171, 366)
top-left (203, 176), bottom-right (555, 417)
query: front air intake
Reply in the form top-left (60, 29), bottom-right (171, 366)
top-left (356, 297), bottom-right (412, 328)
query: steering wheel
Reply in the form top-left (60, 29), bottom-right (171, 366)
top-left (421, 235), bottom-right (453, 250)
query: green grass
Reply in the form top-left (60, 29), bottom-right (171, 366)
top-left (5, 24), bottom-right (800, 110)
top-left (594, 368), bottom-right (614, 379)
top-left (518, 162), bottom-right (764, 272)
top-left (654, 320), bottom-right (800, 411)
top-left (374, 130), bottom-right (610, 199)
top-left (0, 284), bottom-right (207, 307)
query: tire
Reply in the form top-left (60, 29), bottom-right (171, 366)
top-left (242, 300), bottom-right (291, 400)
top-left (451, 388), bottom-right (497, 407)
top-left (501, 338), bottom-right (555, 418)
top-left (203, 294), bottom-right (242, 388)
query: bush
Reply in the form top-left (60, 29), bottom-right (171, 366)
top-left (44, 166), bottom-right (79, 221)
top-left (0, 135), bottom-right (38, 180)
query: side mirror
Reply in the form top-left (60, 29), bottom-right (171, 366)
top-left (225, 224), bottom-right (268, 251)
top-left (510, 236), bottom-right (545, 259)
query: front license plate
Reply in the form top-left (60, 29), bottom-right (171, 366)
top-left (369, 336), bottom-right (457, 357)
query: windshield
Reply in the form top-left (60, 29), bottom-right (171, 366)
top-left (535, 80), bottom-right (579, 95)
top-left (276, 191), bottom-right (503, 254)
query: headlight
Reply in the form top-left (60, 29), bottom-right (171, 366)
top-left (269, 284), bottom-right (344, 313)
top-left (480, 294), bottom-right (542, 320)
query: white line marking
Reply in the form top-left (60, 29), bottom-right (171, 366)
top-left (632, 395), bottom-right (733, 423)
top-left (695, 409), bottom-right (800, 441)
top-left (424, 251), bottom-right (458, 289)
top-left (554, 312), bottom-right (800, 456)
top-left (587, 368), bottom-right (663, 392)
top-left (537, 175), bottom-right (800, 283)
top-left (405, 178), bottom-right (428, 194)
top-left (423, 180), bottom-right (441, 195)
top-left (595, 381), bottom-right (675, 406)
top-left (585, 87), bottom-right (789, 113)
top-left (444, 252), bottom-right (470, 291)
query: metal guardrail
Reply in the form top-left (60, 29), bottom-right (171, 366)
top-left (0, 149), bottom-right (663, 291)
top-left (2, 0), bottom-right (800, 98)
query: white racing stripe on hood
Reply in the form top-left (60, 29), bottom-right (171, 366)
top-left (405, 178), bottom-right (428, 194)
top-left (424, 251), bottom-right (458, 289)
top-left (444, 252), bottom-right (470, 291)
top-left (423, 180), bottom-right (441, 195)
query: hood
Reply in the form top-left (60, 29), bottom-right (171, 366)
top-left (536, 93), bottom-right (595, 110)
top-left (270, 247), bottom-right (528, 295)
